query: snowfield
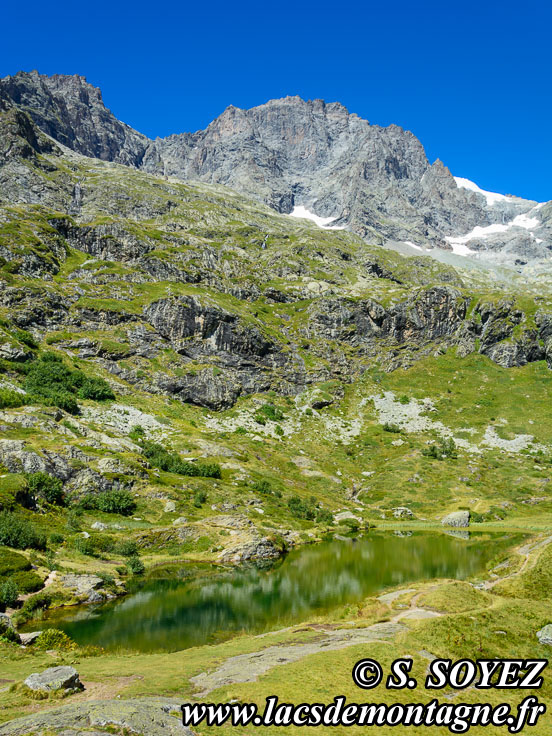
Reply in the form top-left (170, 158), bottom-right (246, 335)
top-left (453, 176), bottom-right (512, 206)
top-left (289, 206), bottom-right (346, 230)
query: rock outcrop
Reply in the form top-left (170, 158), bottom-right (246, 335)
top-left (441, 511), bottom-right (470, 528)
top-left (24, 666), bottom-right (83, 693)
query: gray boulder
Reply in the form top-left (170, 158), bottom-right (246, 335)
top-left (441, 510), bottom-right (470, 527)
top-left (0, 612), bottom-right (14, 630)
top-left (537, 624), bottom-right (552, 645)
top-left (393, 507), bottom-right (414, 519)
top-left (24, 666), bottom-right (83, 693)
top-left (19, 631), bottom-right (42, 646)
top-left (59, 574), bottom-right (103, 597)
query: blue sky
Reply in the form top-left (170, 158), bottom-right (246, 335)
top-left (2, 0), bottom-right (550, 201)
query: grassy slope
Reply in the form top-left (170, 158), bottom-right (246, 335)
top-left (0, 148), bottom-right (552, 732)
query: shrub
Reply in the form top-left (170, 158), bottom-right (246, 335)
top-left (141, 441), bottom-right (221, 479)
top-left (0, 512), bottom-right (46, 550)
top-left (7, 570), bottom-right (43, 593)
top-left (65, 510), bottom-right (82, 532)
top-left (315, 508), bottom-right (334, 525)
top-left (97, 572), bottom-right (117, 591)
top-left (257, 403), bottom-right (284, 422)
top-left (193, 490), bottom-right (207, 508)
top-left (19, 591), bottom-right (52, 618)
top-left (115, 540), bottom-right (138, 557)
top-left (23, 353), bottom-right (114, 414)
top-left (383, 422), bottom-right (401, 433)
top-left (73, 533), bottom-right (115, 557)
top-left (129, 425), bottom-right (145, 442)
top-left (251, 479), bottom-right (272, 495)
top-left (25, 472), bottom-right (64, 506)
top-left (126, 556), bottom-right (145, 576)
top-left (274, 424), bottom-right (284, 436)
top-left (341, 517), bottom-right (360, 532)
top-left (78, 377), bottom-right (114, 401)
top-left (34, 628), bottom-right (76, 650)
top-left (288, 494), bottom-right (316, 521)
top-left (0, 388), bottom-right (27, 409)
top-left (49, 532), bottom-right (64, 545)
top-left (0, 579), bottom-right (19, 609)
top-left (422, 437), bottom-right (457, 460)
top-left (399, 395), bottom-right (410, 404)
top-left (0, 547), bottom-right (31, 576)
top-left (13, 328), bottom-right (38, 349)
top-left (95, 490), bottom-right (136, 516)
top-left (73, 537), bottom-right (95, 556)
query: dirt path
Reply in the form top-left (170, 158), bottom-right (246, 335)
top-left (483, 534), bottom-right (552, 591)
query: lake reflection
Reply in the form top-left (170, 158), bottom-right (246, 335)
top-left (36, 531), bottom-right (522, 652)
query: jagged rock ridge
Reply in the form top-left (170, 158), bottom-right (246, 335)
top-left (1, 71), bottom-right (550, 269)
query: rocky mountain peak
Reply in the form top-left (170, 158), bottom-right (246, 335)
top-left (0, 72), bottom-right (549, 269)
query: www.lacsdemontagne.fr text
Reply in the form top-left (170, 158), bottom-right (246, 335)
top-left (181, 695), bottom-right (546, 733)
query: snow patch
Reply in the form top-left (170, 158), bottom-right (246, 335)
top-left (511, 212), bottom-right (540, 230)
top-left (289, 206), bottom-right (345, 230)
top-left (445, 202), bottom-right (545, 255)
top-left (454, 177), bottom-right (511, 207)
top-left (404, 240), bottom-right (423, 251)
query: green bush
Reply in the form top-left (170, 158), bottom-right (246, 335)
top-left (422, 437), bottom-right (457, 460)
top-left (34, 628), bottom-right (76, 650)
top-left (73, 537), bottom-right (95, 556)
top-left (0, 511), bottom-right (46, 550)
top-left (25, 472), bottom-right (64, 506)
top-left (193, 490), bottom-right (207, 508)
top-left (141, 441), bottom-right (221, 479)
top-left (0, 618), bottom-right (19, 643)
top-left (49, 532), bottom-right (64, 545)
top-left (115, 540), bottom-right (138, 557)
top-left (257, 403), bottom-right (284, 422)
top-left (65, 510), bottom-right (82, 532)
top-left (7, 570), bottom-right (43, 593)
top-left (18, 591), bottom-right (52, 618)
top-left (315, 508), bottom-right (334, 525)
top-left (0, 388), bottom-right (27, 409)
top-left (129, 425), bottom-right (145, 442)
top-left (96, 490), bottom-right (136, 516)
top-left (13, 328), bottom-right (38, 349)
top-left (251, 479), bottom-right (272, 495)
top-left (23, 353), bottom-right (114, 414)
top-left (73, 533), bottom-right (115, 557)
top-left (126, 556), bottom-right (145, 576)
top-left (0, 579), bottom-right (19, 609)
top-left (80, 490), bottom-right (136, 516)
top-left (78, 377), bottom-right (114, 401)
top-left (341, 517), bottom-right (360, 532)
top-left (383, 422), bottom-right (401, 433)
top-left (0, 547), bottom-right (31, 576)
top-left (288, 494), bottom-right (317, 521)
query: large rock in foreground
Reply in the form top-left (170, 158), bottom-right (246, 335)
top-left (24, 666), bottom-right (82, 693)
top-left (441, 510), bottom-right (470, 528)
top-left (537, 624), bottom-right (552, 645)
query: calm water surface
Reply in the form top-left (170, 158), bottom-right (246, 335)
top-left (36, 531), bottom-right (522, 652)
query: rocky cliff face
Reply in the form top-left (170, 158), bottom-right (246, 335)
top-left (2, 72), bottom-right (550, 271)
top-left (0, 71), bottom-right (551, 416)
top-left (0, 71), bottom-right (149, 166)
